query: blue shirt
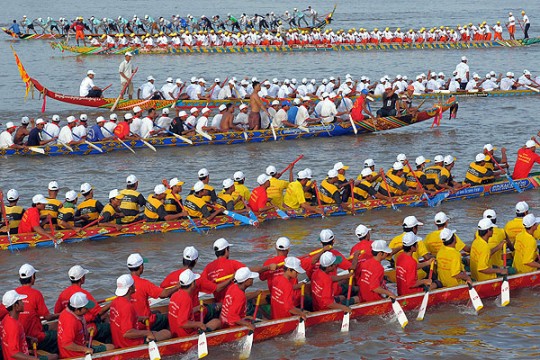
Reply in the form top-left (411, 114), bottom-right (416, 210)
top-left (9, 23), bottom-right (21, 34)
top-left (87, 125), bottom-right (105, 142)
top-left (287, 106), bottom-right (299, 124)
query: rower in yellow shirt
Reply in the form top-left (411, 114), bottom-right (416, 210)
top-left (424, 212), bottom-right (470, 256)
top-left (436, 228), bottom-right (473, 287)
top-left (283, 170), bottom-right (324, 215)
top-left (504, 201), bottom-right (539, 246)
top-left (265, 165), bottom-right (293, 209)
top-left (470, 218), bottom-right (507, 281)
top-left (232, 171), bottom-right (250, 211)
top-left (512, 214), bottom-right (540, 274)
top-left (482, 209), bottom-right (511, 268)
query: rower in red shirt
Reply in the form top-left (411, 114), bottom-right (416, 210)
top-left (220, 267), bottom-right (261, 330)
top-left (270, 257), bottom-right (309, 320)
top-left (57, 292), bottom-right (114, 359)
top-left (359, 240), bottom-right (397, 302)
top-left (17, 194), bottom-right (56, 242)
top-left (260, 237), bottom-right (290, 291)
top-left (396, 233), bottom-right (436, 296)
top-left (350, 224), bottom-right (374, 285)
top-left (54, 265), bottom-right (111, 343)
top-left (311, 252), bottom-right (358, 312)
top-left (248, 174), bottom-right (276, 212)
top-left (127, 253), bottom-right (179, 331)
top-left (512, 139), bottom-right (540, 179)
top-left (168, 269), bottom-right (221, 338)
top-left (16, 263), bottom-right (59, 354)
top-left (109, 274), bottom-right (170, 349)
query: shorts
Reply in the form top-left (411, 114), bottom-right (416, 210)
top-left (150, 312), bottom-right (168, 331)
top-left (121, 81), bottom-right (134, 97)
top-left (248, 111), bottom-right (261, 129)
top-left (76, 30), bottom-right (84, 40)
top-left (38, 329), bottom-right (58, 354)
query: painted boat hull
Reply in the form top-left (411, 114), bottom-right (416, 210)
top-left (2, 172), bottom-right (538, 252)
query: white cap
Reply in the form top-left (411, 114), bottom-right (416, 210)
top-left (327, 169), bottom-right (338, 178)
top-left (475, 153), bottom-right (488, 162)
top-left (319, 252), bottom-right (338, 267)
top-left (434, 155), bottom-right (444, 163)
top-left (222, 178), bottom-right (234, 189)
top-left (19, 263), bottom-right (39, 279)
top-left (257, 174), bottom-right (271, 185)
top-left (483, 209), bottom-right (497, 220)
top-left (198, 168), bottom-right (209, 178)
top-left (266, 165), bottom-right (277, 175)
top-left (201, 107), bottom-right (211, 114)
top-left (297, 170), bottom-right (309, 179)
top-left (333, 162), bottom-right (349, 171)
top-left (371, 240), bottom-right (392, 253)
top-left (444, 155), bottom-right (455, 165)
top-left (21, 116), bottom-right (30, 125)
top-left (32, 194), bottom-right (48, 205)
top-left (524, 70), bottom-right (531, 76)
top-left (6, 189), bottom-right (19, 201)
top-left (272, 78), bottom-right (279, 83)
top-left (213, 238), bottom-right (233, 251)
top-left (322, 92), bottom-right (330, 98)
top-left (271, 100), bottom-right (280, 106)
top-left (52, 114), bottom-right (60, 122)
top-left (415, 156), bottom-right (430, 166)
top-left (506, 71), bottom-right (513, 77)
top-left (126, 174), bottom-right (138, 185)
top-left (96, 116), bottom-right (105, 123)
top-left (133, 106), bottom-right (142, 113)
top-left (127, 253), bottom-right (145, 268)
top-left (403, 232), bottom-right (421, 246)
top-left (170, 178), bottom-right (184, 187)
top-left (393, 161), bottom-right (404, 171)
top-left (478, 218), bottom-right (497, 230)
top-left (36, 119), bottom-right (45, 125)
top-left (526, 140), bottom-right (536, 148)
top-left (48, 180), bottom-right (59, 190)
top-left (233, 171), bottom-right (245, 181)
top-left (166, 77), bottom-right (173, 83)
top-left (219, 104), bottom-right (227, 111)
top-left (284, 257), bottom-right (305, 273)
top-left (434, 211), bottom-right (449, 225)
top-left (440, 228), bottom-right (456, 241)
top-left (355, 224), bottom-right (371, 238)
top-left (68, 265), bottom-right (89, 281)
top-left (124, 113), bottom-right (133, 120)
top-left (190, 107), bottom-right (199, 114)
top-left (147, 76), bottom-right (155, 81)
top-left (276, 237), bottom-right (291, 250)
top-left (360, 168), bottom-right (374, 178)
top-left (80, 114), bottom-right (88, 121)
top-left (115, 274), bottom-right (134, 296)
top-left (162, 108), bottom-right (170, 115)
top-left (179, 269), bottom-right (200, 286)
top-left (80, 183), bottom-right (92, 194)
top-left (125, 51), bottom-right (133, 57)
top-left (293, 98), bottom-right (301, 105)
top-left (87, 70), bottom-right (95, 75)
top-left (234, 267), bottom-right (259, 283)
top-left (154, 184), bottom-right (166, 195)
top-left (364, 158), bottom-right (375, 167)
top-left (461, 56), bottom-right (467, 61)
top-left (319, 229), bottom-right (335, 243)
top-left (2, 290), bottom-right (27, 308)
top-left (193, 181), bottom-right (205, 193)
top-left (516, 201), bottom-right (529, 214)
top-left (108, 189), bottom-right (122, 200)
top-left (523, 213), bottom-right (540, 228)
top-left (183, 246), bottom-right (199, 261)
top-left (65, 190), bottom-right (78, 202)
top-left (69, 292), bottom-right (94, 309)
top-left (397, 153), bottom-right (407, 162)
top-left (239, 104), bottom-right (248, 110)
top-left (175, 78), bottom-right (183, 84)
top-left (198, 78), bottom-right (207, 84)
top-left (403, 215), bottom-right (423, 228)
top-left (179, 111), bottom-right (187, 117)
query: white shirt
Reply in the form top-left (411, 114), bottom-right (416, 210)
top-left (518, 75), bottom-right (532, 88)
top-left (79, 76), bottom-right (94, 97)
top-left (58, 125), bottom-right (74, 144)
top-left (210, 85), bottom-right (221, 100)
top-left (448, 79), bottom-right (460, 92)
top-left (455, 62), bottom-right (469, 82)
top-left (500, 77), bottom-right (515, 91)
top-left (465, 80), bottom-right (477, 91)
top-left (234, 113), bottom-right (249, 129)
top-left (374, 84), bottom-right (386, 96)
top-left (218, 86), bottom-right (233, 100)
top-left (119, 60), bottom-right (133, 83)
top-left (139, 117), bottom-right (155, 138)
top-left (72, 124), bottom-right (87, 140)
top-left (130, 117), bottom-right (142, 136)
top-left (481, 79), bottom-right (498, 91)
top-left (139, 81), bottom-right (156, 99)
top-left (0, 131), bottom-right (14, 149)
top-left (272, 109), bottom-right (288, 127)
top-left (412, 81), bottom-right (426, 93)
top-left (523, 15), bottom-right (530, 25)
top-left (43, 123), bottom-right (60, 141)
top-left (295, 105), bottom-right (310, 127)
top-left (160, 83), bottom-right (176, 100)
top-left (426, 79), bottom-right (440, 91)
top-left (103, 122), bottom-right (117, 137)
top-left (196, 116), bottom-right (209, 132)
top-left (156, 116), bottom-right (172, 132)
top-left (211, 114), bottom-right (223, 128)
top-left (185, 115), bottom-right (197, 129)
top-left (297, 85), bottom-right (308, 97)
top-left (268, 84), bottom-right (280, 98)
top-left (320, 99), bottom-right (337, 124)
top-left (189, 84), bottom-right (203, 100)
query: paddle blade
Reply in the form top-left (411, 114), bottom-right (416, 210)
top-left (501, 278), bottom-right (510, 307)
top-left (84, 354), bottom-right (92, 360)
top-left (391, 299), bottom-right (409, 328)
top-left (175, 134), bottom-right (193, 145)
top-left (349, 115), bottom-right (358, 134)
top-left (148, 340), bottom-right (161, 360)
top-left (294, 319), bottom-right (306, 344)
top-left (198, 331), bottom-right (208, 359)
top-left (243, 132), bottom-right (248, 140)
top-left (340, 312), bottom-right (350, 332)
top-left (142, 140), bottom-right (157, 152)
top-left (506, 175), bottom-right (523, 193)
top-left (239, 331), bottom-right (254, 360)
top-left (270, 124), bottom-right (277, 141)
top-left (276, 209), bottom-right (290, 220)
top-left (468, 285), bottom-right (484, 312)
top-left (429, 191), bottom-right (450, 206)
top-left (223, 210), bottom-right (258, 226)
top-left (416, 291), bottom-right (430, 321)
top-left (29, 147), bottom-right (45, 154)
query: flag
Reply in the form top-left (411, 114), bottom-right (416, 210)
top-left (11, 46), bottom-right (31, 99)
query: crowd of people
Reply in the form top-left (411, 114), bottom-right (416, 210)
top-left (2, 196), bottom-right (540, 358)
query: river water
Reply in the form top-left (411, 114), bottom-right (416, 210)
top-left (1, 0), bottom-right (540, 359)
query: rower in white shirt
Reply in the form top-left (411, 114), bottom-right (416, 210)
top-left (155, 108), bottom-right (172, 134)
top-left (500, 72), bottom-right (517, 90)
top-left (43, 115), bottom-right (61, 142)
top-left (139, 109), bottom-right (156, 138)
top-left (72, 115), bottom-right (88, 140)
top-left (103, 114), bottom-right (118, 138)
top-left (196, 108), bottom-right (219, 134)
top-left (480, 74), bottom-right (499, 91)
top-left (319, 93), bottom-right (338, 124)
top-left (210, 78), bottom-right (222, 100)
top-left (465, 73), bottom-right (481, 91)
top-left (426, 73), bottom-right (440, 92)
top-left (58, 116), bottom-right (81, 145)
top-left (160, 77), bottom-right (176, 100)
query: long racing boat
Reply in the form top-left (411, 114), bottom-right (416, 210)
top-left (2, 172), bottom-right (538, 252)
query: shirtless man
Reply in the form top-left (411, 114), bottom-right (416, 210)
top-left (220, 104), bottom-right (244, 132)
top-left (14, 117), bottom-right (32, 145)
top-left (249, 82), bottom-right (267, 130)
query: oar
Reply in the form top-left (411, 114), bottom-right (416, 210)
top-left (488, 154), bottom-right (521, 193)
top-left (131, 133), bottom-right (157, 152)
top-left (379, 169), bottom-right (398, 211)
top-left (274, 208), bottom-right (289, 220)
top-left (404, 160), bottom-right (434, 207)
top-left (222, 209), bottom-right (258, 226)
top-left (349, 182), bottom-right (355, 215)
top-left (242, 199), bottom-right (258, 223)
top-left (161, 179), bottom-right (202, 235)
top-left (111, 66), bottom-right (138, 112)
top-left (277, 154), bottom-right (304, 177)
top-left (340, 271), bottom-right (354, 332)
top-left (295, 283), bottom-right (306, 344)
top-left (42, 129), bottom-right (74, 152)
top-left (501, 243), bottom-right (510, 306)
top-left (416, 261), bottom-right (435, 321)
top-left (28, 147), bottom-right (46, 155)
top-left (467, 283), bottom-right (484, 312)
top-left (48, 216), bottom-right (59, 248)
top-left (33, 342), bottom-right (38, 358)
top-left (59, 217), bottom-right (102, 242)
top-left (0, 190), bottom-right (14, 253)
top-left (340, 94), bottom-right (358, 134)
top-left (146, 319), bottom-right (161, 360)
top-left (390, 298), bottom-right (409, 328)
top-left (72, 133), bottom-right (104, 153)
top-left (196, 128), bottom-right (213, 141)
top-left (525, 84), bottom-right (540, 93)
top-left (198, 300), bottom-right (208, 358)
top-left (84, 328), bottom-right (94, 360)
top-left (153, 124), bottom-right (193, 144)
top-left (214, 273), bottom-right (234, 283)
top-left (270, 122), bottom-right (278, 141)
top-left (240, 292), bottom-right (261, 359)
top-left (312, 180), bottom-right (326, 218)
top-left (101, 126), bottom-right (135, 154)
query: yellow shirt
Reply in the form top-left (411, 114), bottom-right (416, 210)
top-left (436, 245), bottom-right (465, 287)
top-left (504, 217), bottom-right (524, 244)
top-left (487, 228), bottom-right (506, 267)
top-left (389, 233), bottom-right (429, 279)
top-left (512, 231), bottom-right (539, 274)
top-left (232, 183), bottom-right (250, 210)
top-left (267, 177), bottom-right (289, 208)
top-left (470, 235), bottom-right (495, 281)
top-left (283, 181), bottom-right (306, 210)
top-left (424, 229), bottom-right (466, 255)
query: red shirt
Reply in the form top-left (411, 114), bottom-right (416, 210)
top-left (311, 268), bottom-right (334, 311)
top-left (110, 296), bottom-right (144, 348)
top-left (248, 186), bottom-right (268, 212)
top-left (161, 268), bottom-right (216, 309)
top-left (270, 275), bottom-right (295, 319)
top-left (260, 255), bottom-right (286, 291)
top-left (350, 241), bottom-right (374, 284)
top-left (202, 257), bottom-right (245, 302)
top-left (168, 289), bottom-right (195, 338)
top-left (113, 122), bottom-right (130, 140)
top-left (0, 305), bottom-right (7, 321)
top-left (54, 284), bottom-right (100, 323)
top-left (58, 309), bottom-right (87, 359)
top-left (18, 207), bottom-right (40, 234)
top-left (351, 96), bottom-right (367, 121)
top-left (1, 314), bottom-right (29, 359)
top-left (513, 147), bottom-right (540, 179)
top-left (359, 258), bottom-right (385, 302)
top-left (396, 252), bottom-right (422, 296)
top-left (16, 285), bottom-right (50, 342)
top-left (220, 283), bottom-right (246, 327)
top-left (304, 249), bottom-right (351, 296)
top-left (131, 274), bottom-right (163, 326)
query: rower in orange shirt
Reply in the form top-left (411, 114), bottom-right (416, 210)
top-left (220, 267), bottom-right (261, 330)
top-left (270, 257), bottom-right (308, 320)
top-left (396, 233), bottom-right (437, 296)
top-left (349, 224), bottom-right (374, 285)
top-left (359, 240), bottom-right (397, 302)
top-left (512, 139), bottom-right (540, 179)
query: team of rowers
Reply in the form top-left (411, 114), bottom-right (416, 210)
top-left (2, 195), bottom-right (540, 359)
top-left (2, 138), bottom-right (540, 241)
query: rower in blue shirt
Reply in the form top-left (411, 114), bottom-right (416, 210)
top-left (8, 20), bottom-right (22, 36)
top-left (287, 99), bottom-right (300, 125)
top-left (87, 117), bottom-right (107, 142)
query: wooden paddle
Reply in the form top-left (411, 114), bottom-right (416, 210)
top-left (312, 180), bottom-right (326, 218)
top-left (340, 271), bottom-right (354, 332)
top-left (198, 300), bottom-right (208, 358)
top-left (161, 179), bottom-right (202, 235)
top-left (131, 133), bottom-right (157, 151)
top-left (349, 182), bottom-right (355, 215)
top-left (72, 132), bottom-right (104, 153)
top-left (28, 147), bottom-right (46, 155)
top-left (416, 260), bottom-right (435, 321)
top-left (467, 283), bottom-right (484, 312)
top-left (240, 292), bottom-right (261, 359)
top-left (111, 66), bottom-right (138, 112)
top-left (501, 243), bottom-right (510, 306)
top-left (146, 319), bottom-right (161, 360)
top-left (101, 126), bottom-right (136, 154)
top-left (0, 191), bottom-right (14, 253)
top-left (379, 169), bottom-right (398, 211)
top-left (340, 94), bottom-right (358, 134)
top-left (48, 216), bottom-right (59, 248)
top-left (404, 160), bottom-right (435, 207)
top-left (153, 124), bottom-right (193, 144)
top-left (277, 154), bottom-right (304, 177)
top-left (390, 298), bottom-right (409, 328)
top-left (84, 328), bottom-right (94, 360)
top-left (488, 154), bottom-right (522, 193)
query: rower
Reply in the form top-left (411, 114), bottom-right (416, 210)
top-left (272, 101), bottom-right (296, 128)
top-left (27, 118), bottom-right (54, 146)
top-left (112, 114), bottom-right (132, 140)
top-left (483, 143), bottom-right (509, 172)
top-left (98, 189), bottom-right (125, 230)
top-left (139, 108), bottom-right (157, 139)
top-left (58, 116), bottom-right (83, 145)
top-left (464, 153), bottom-right (504, 185)
top-left (58, 190), bottom-right (81, 231)
top-left (16, 264), bottom-right (59, 354)
top-left (436, 228), bottom-right (472, 287)
top-left (196, 107), bottom-right (219, 134)
top-left (155, 108), bottom-right (172, 135)
top-left (233, 104), bottom-right (249, 130)
top-left (512, 214), bottom-right (540, 273)
top-left (266, 165), bottom-right (292, 208)
top-left (378, 162), bottom-right (417, 197)
top-left (138, 76), bottom-right (162, 100)
top-left (217, 179), bottom-right (247, 213)
top-left (170, 111), bottom-right (193, 136)
top-left (404, 156), bottom-right (431, 193)
top-left (350, 89), bottom-right (375, 121)
top-left (389, 215), bottom-right (433, 269)
top-left (424, 211), bottom-right (470, 256)
top-left (80, 70), bottom-right (103, 98)
top-left (145, 184), bottom-right (185, 221)
top-left (76, 183), bottom-right (104, 226)
top-left (164, 178), bottom-right (187, 215)
top-left (0, 122), bottom-right (26, 150)
top-left (220, 267), bottom-right (261, 330)
top-left (483, 209), bottom-right (512, 267)
top-left (119, 175), bottom-right (146, 224)
top-left (232, 171), bottom-right (250, 211)
top-left (470, 219), bottom-right (508, 281)
top-left (260, 237), bottom-right (292, 292)
top-left (184, 181), bottom-right (223, 220)
top-left (358, 240), bottom-right (396, 302)
top-left (425, 155), bottom-right (454, 192)
top-left (396, 233), bottom-right (437, 296)
top-left (86, 116), bottom-right (106, 142)
top-left (504, 201), bottom-right (535, 245)
top-left (512, 139), bottom-right (540, 179)
top-left (443, 155), bottom-right (463, 190)
top-left (18, 195), bottom-right (55, 242)
top-left (270, 256), bottom-right (308, 320)
top-left (376, 83), bottom-right (399, 117)
top-left (14, 117), bottom-right (31, 146)
top-left (333, 162), bottom-right (353, 202)
top-left (109, 274), bottom-right (171, 349)
top-left (3, 189), bottom-right (24, 234)
top-left (169, 269), bottom-right (222, 338)
top-left (350, 224), bottom-right (374, 270)
top-left (248, 174), bottom-right (276, 213)
top-left (54, 265), bottom-right (111, 342)
top-left (194, 168), bottom-right (218, 204)
top-left (319, 169), bottom-right (345, 206)
top-left (73, 114), bottom-right (88, 140)
top-left (127, 253), bottom-right (179, 331)
top-left (283, 170), bottom-right (324, 215)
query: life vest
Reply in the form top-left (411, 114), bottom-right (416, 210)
top-left (41, 198), bottom-right (63, 222)
top-left (424, 165), bottom-right (450, 190)
top-left (405, 170), bottom-right (425, 189)
top-left (353, 180), bottom-right (373, 200)
top-left (58, 206), bottom-right (75, 229)
top-left (216, 192), bottom-right (234, 210)
top-left (319, 179), bottom-right (339, 204)
top-left (77, 198), bottom-right (100, 221)
top-left (120, 189), bottom-right (143, 223)
top-left (164, 192), bottom-right (182, 214)
top-left (144, 195), bottom-right (163, 221)
top-left (5, 205), bottom-right (24, 233)
top-left (464, 162), bottom-right (490, 185)
top-left (184, 194), bottom-right (207, 218)
top-left (380, 172), bottom-right (405, 196)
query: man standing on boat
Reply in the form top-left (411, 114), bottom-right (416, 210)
top-left (119, 52), bottom-right (136, 100)
top-left (507, 12), bottom-right (516, 40)
top-left (248, 82), bottom-right (266, 130)
top-left (522, 11), bottom-right (530, 39)
top-left (455, 56), bottom-right (470, 90)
